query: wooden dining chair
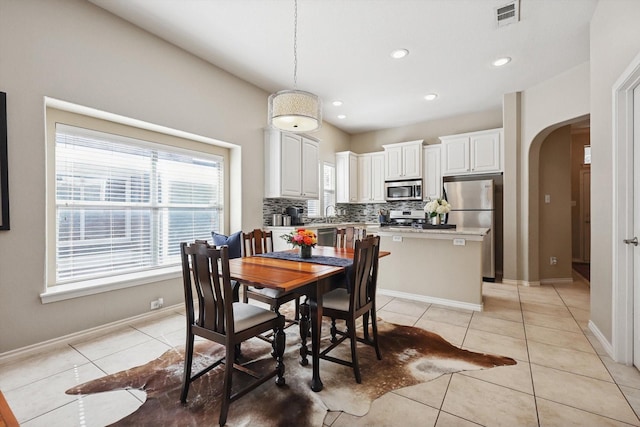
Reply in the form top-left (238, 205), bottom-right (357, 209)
top-left (241, 229), bottom-right (301, 324)
top-left (318, 235), bottom-right (382, 383)
top-left (336, 226), bottom-right (366, 249)
top-left (180, 241), bottom-right (286, 426)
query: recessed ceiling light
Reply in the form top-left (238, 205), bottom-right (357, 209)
top-left (492, 57), bottom-right (511, 67)
top-left (424, 93), bottom-right (438, 101)
top-left (332, 100), bottom-right (343, 107)
top-left (337, 114), bottom-right (347, 119)
top-left (390, 49), bottom-right (409, 59)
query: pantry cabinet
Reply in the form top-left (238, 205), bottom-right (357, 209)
top-left (440, 128), bottom-right (503, 176)
top-left (357, 152), bottom-right (385, 203)
top-left (336, 151), bottom-right (358, 203)
top-left (264, 129), bottom-right (319, 199)
top-left (382, 140), bottom-right (423, 180)
top-left (423, 145), bottom-right (442, 200)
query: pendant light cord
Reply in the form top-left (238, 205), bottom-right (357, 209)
top-left (293, 0), bottom-right (298, 88)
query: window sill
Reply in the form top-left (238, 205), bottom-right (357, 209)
top-left (40, 267), bottom-right (182, 304)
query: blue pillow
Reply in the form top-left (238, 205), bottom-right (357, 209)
top-left (211, 231), bottom-right (242, 259)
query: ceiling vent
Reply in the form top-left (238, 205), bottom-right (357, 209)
top-left (496, 1), bottom-right (520, 27)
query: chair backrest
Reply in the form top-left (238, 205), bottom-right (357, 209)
top-left (242, 229), bottom-right (274, 257)
top-left (350, 235), bottom-right (380, 313)
top-left (181, 241), bottom-right (234, 336)
top-left (337, 226), bottom-right (367, 249)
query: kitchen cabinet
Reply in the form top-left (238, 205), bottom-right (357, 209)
top-left (336, 151), bottom-right (358, 203)
top-left (440, 128), bottom-right (503, 176)
top-left (382, 140), bottom-right (423, 180)
top-left (264, 129), bottom-right (319, 199)
top-left (357, 152), bottom-right (385, 203)
top-left (423, 145), bottom-right (442, 200)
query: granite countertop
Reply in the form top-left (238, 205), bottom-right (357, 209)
top-left (265, 222), bottom-right (378, 229)
top-left (376, 226), bottom-right (490, 241)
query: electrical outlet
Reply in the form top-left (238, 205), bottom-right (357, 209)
top-left (550, 256), bottom-right (557, 265)
top-left (150, 299), bottom-right (162, 310)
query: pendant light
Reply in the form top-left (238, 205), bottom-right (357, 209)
top-left (268, 0), bottom-right (322, 133)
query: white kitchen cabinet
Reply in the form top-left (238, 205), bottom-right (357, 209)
top-left (357, 152), bottom-right (385, 203)
top-left (423, 145), bottom-right (442, 200)
top-left (335, 151), bottom-right (358, 203)
top-left (382, 140), bottom-right (423, 180)
top-left (264, 129), bottom-right (319, 199)
top-left (440, 128), bottom-right (503, 176)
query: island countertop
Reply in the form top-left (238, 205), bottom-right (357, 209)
top-left (376, 226), bottom-right (489, 241)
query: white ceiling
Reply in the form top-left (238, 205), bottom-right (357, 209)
top-left (88, 0), bottom-right (597, 135)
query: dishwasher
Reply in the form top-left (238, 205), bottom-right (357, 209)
top-left (316, 227), bottom-right (337, 247)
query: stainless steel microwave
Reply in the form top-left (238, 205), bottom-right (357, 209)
top-left (385, 179), bottom-right (422, 201)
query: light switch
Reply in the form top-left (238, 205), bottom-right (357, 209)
top-left (544, 194), bottom-right (551, 204)
top-left (392, 235), bottom-right (402, 242)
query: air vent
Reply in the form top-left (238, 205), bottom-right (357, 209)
top-left (496, 0), bottom-right (520, 27)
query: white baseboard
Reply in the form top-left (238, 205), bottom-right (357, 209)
top-left (0, 304), bottom-right (183, 365)
top-left (588, 320), bottom-right (614, 359)
top-left (378, 288), bottom-right (483, 312)
top-left (502, 278), bottom-right (541, 287)
top-left (540, 277), bottom-right (574, 285)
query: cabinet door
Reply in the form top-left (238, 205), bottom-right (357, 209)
top-left (470, 132), bottom-right (501, 173)
top-left (442, 137), bottom-right (470, 175)
top-left (348, 153), bottom-right (358, 202)
top-left (423, 145), bottom-right (442, 200)
top-left (336, 153), bottom-right (349, 203)
top-left (301, 137), bottom-right (319, 198)
top-left (280, 133), bottom-right (302, 196)
top-left (385, 146), bottom-right (403, 180)
top-left (357, 155), bottom-right (371, 202)
top-left (370, 152), bottom-right (386, 202)
top-left (402, 143), bottom-right (422, 179)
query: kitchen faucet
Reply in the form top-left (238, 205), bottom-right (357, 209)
top-left (325, 205), bottom-right (336, 223)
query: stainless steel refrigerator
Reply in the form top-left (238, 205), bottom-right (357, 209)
top-left (443, 179), bottom-right (495, 280)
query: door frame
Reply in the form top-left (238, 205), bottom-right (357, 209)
top-left (612, 51), bottom-right (640, 364)
top-left (579, 168), bottom-right (591, 263)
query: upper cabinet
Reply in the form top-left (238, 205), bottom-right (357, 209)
top-left (357, 152), bottom-right (385, 203)
top-left (336, 151), bottom-right (358, 203)
top-left (382, 140), bottom-right (423, 180)
top-left (264, 129), bottom-right (319, 199)
top-left (423, 145), bottom-right (442, 200)
top-left (440, 128), bottom-right (503, 176)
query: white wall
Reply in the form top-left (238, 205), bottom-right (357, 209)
top-left (0, 0), bottom-right (349, 352)
top-left (589, 0), bottom-right (640, 344)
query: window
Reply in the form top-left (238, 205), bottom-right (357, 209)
top-left (53, 124), bottom-right (223, 285)
top-left (307, 162), bottom-right (335, 217)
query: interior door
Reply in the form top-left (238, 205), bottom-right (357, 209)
top-left (580, 169), bottom-right (591, 262)
top-left (633, 85), bottom-right (640, 369)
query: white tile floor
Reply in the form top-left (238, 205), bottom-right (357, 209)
top-left (2, 272), bottom-right (640, 426)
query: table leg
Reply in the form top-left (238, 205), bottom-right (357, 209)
top-left (309, 291), bottom-right (323, 392)
top-left (299, 300), bottom-right (310, 366)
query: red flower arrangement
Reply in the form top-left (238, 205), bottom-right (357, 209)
top-left (281, 228), bottom-right (318, 248)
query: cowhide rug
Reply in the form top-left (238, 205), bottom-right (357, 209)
top-left (66, 319), bottom-right (515, 426)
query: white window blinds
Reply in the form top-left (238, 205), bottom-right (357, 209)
top-left (55, 124), bottom-right (223, 284)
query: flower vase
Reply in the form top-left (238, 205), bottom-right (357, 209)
top-left (431, 215), bottom-right (441, 225)
top-left (300, 246), bottom-right (312, 259)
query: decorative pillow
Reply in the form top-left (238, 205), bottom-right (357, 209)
top-left (211, 231), bottom-right (242, 259)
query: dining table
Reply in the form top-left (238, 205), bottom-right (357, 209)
top-left (227, 245), bottom-right (390, 392)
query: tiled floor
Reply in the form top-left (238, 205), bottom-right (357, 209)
top-left (2, 273), bottom-right (640, 426)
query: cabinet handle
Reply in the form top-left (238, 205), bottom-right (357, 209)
top-left (624, 237), bottom-right (638, 246)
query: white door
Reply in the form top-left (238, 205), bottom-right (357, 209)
top-left (580, 169), bottom-right (591, 262)
top-left (633, 85), bottom-right (640, 369)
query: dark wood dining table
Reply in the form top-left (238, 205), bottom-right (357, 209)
top-left (227, 245), bottom-right (390, 392)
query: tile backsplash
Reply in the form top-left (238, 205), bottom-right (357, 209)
top-left (263, 198), bottom-right (426, 226)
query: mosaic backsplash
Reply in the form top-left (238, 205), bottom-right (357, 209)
top-left (263, 198), bottom-right (426, 226)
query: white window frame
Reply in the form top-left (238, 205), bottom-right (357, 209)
top-left (42, 103), bottom-right (230, 303)
top-left (307, 162), bottom-right (335, 218)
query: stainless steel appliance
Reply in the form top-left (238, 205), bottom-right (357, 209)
top-left (443, 178), bottom-right (495, 280)
top-left (317, 227), bottom-right (337, 246)
top-left (285, 207), bottom-right (304, 225)
top-left (381, 210), bottom-right (427, 227)
top-left (384, 179), bottom-right (422, 201)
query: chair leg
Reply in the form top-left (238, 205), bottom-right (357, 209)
top-left (242, 284), bottom-right (249, 304)
top-left (371, 310), bottom-right (382, 360)
top-left (348, 320), bottom-right (361, 383)
top-left (273, 323), bottom-right (286, 386)
top-left (294, 297), bottom-right (300, 321)
top-left (180, 331), bottom-right (195, 403)
top-left (362, 311), bottom-right (371, 341)
top-left (219, 344), bottom-right (235, 427)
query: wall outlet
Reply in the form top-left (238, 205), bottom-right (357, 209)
top-left (550, 256), bottom-right (557, 265)
top-left (392, 235), bottom-right (403, 242)
top-left (453, 238), bottom-right (466, 246)
top-left (150, 298), bottom-right (163, 310)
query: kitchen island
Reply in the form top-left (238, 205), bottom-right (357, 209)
top-left (375, 226), bottom-right (489, 311)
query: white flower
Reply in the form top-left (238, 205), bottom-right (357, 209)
top-left (424, 198), bottom-right (451, 216)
